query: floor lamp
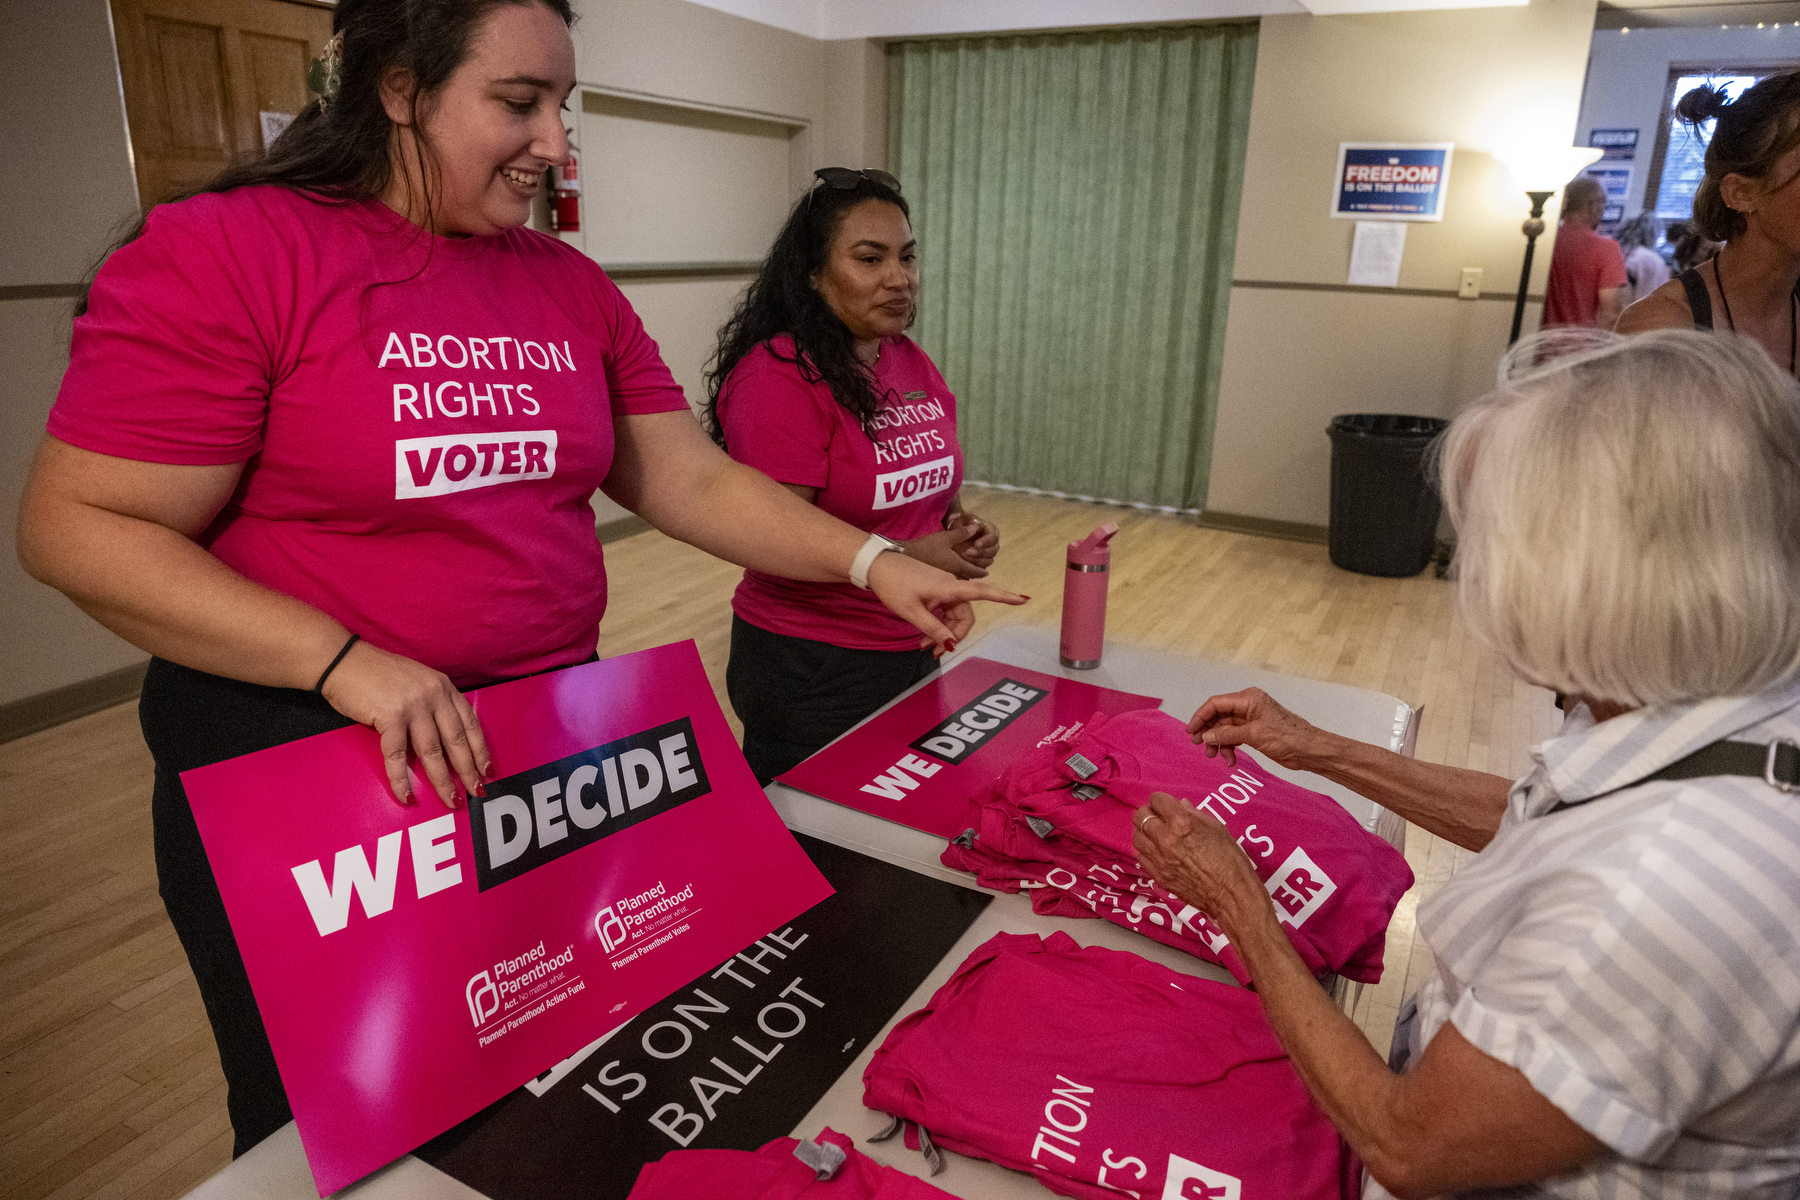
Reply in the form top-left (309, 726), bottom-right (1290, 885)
top-left (1493, 145), bottom-right (1604, 345)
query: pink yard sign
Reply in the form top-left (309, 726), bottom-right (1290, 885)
top-left (182, 641), bottom-right (831, 1195)
top-left (777, 657), bottom-right (1161, 838)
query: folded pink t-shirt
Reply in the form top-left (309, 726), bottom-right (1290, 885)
top-left (49, 186), bottom-right (689, 685)
top-left (943, 709), bottom-right (1413, 983)
top-left (863, 931), bottom-right (1360, 1200)
top-left (717, 335), bottom-right (963, 650)
top-left (627, 1127), bottom-right (959, 1199)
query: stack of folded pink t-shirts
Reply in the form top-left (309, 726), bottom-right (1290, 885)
top-left (862, 931), bottom-right (1361, 1200)
top-left (627, 1127), bottom-right (960, 1199)
top-left (940, 707), bottom-right (1413, 984)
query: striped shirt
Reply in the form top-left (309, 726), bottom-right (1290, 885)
top-left (1367, 682), bottom-right (1800, 1200)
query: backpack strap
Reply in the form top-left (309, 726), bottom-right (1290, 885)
top-left (1677, 267), bottom-right (1713, 330)
top-left (1548, 736), bottom-right (1800, 814)
top-left (1646, 737), bottom-right (1800, 790)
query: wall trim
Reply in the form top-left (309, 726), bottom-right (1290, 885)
top-left (3, 519), bottom-right (651, 742)
top-left (1196, 509), bottom-right (1329, 545)
top-left (0, 661), bottom-right (148, 744)
top-left (1232, 278), bottom-right (1544, 303)
top-left (582, 83), bottom-right (808, 130)
top-left (600, 261), bottom-right (760, 281)
top-left (0, 283), bottom-right (83, 302)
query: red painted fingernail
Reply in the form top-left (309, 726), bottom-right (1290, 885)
top-left (944, 638), bottom-right (957, 652)
top-left (473, 783), bottom-right (487, 797)
top-left (399, 789), bottom-right (415, 807)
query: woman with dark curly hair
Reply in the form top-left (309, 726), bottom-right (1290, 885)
top-left (702, 170), bottom-right (1001, 783)
top-left (1619, 72), bottom-right (1800, 371)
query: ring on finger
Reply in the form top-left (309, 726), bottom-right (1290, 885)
top-left (1138, 812), bottom-right (1158, 832)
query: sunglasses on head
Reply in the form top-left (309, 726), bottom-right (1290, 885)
top-left (812, 167), bottom-right (902, 193)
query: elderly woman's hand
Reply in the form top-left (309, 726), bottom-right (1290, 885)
top-left (1187, 687), bottom-right (1328, 770)
top-left (1132, 791), bottom-right (1267, 927)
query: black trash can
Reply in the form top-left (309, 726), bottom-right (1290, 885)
top-left (1326, 414), bottom-right (1449, 578)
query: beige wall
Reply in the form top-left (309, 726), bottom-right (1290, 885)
top-left (566, 0), bottom-right (883, 525)
top-left (3, 0), bottom-right (895, 710)
top-left (2, 0), bottom-right (149, 708)
top-left (1206, 0), bottom-right (1600, 528)
top-left (7, 0), bottom-right (1599, 707)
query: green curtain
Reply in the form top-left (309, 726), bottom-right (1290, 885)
top-left (889, 23), bottom-right (1257, 511)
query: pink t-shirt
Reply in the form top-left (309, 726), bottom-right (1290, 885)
top-left (627, 1128), bottom-right (958, 1199)
top-left (49, 187), bottom-right (688, 685)
top-left (941, 709), bottom-right (1414, 984)
top-left (717, 336), bottom-right (963, 650)
top-left (862, 931), bottom-right (1361, 1200)
top-left (1542, 222), bottom-right (1629, 328)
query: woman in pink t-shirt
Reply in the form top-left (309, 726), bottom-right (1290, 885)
top-left (701, 170), bottom-right (1004, 783)
top-left (16, 0), bottom-right (1019, 1155)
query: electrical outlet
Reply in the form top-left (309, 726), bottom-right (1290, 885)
top-left (1457, 267), bottom-right (1482, 299)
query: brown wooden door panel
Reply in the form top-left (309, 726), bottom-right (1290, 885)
top-left (110, 0), bottom-right (333, 207)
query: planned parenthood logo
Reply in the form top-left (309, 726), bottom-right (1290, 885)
top-left (466, 969), bottom-right (500, 1026)
top-left (591, 880), bottom-right (698, 962)
top-left (593, 904), bottom-right (626, 953)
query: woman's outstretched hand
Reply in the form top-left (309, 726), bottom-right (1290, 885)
top-left (865, 551), bottom-right (1026, 655)
top-left (319, 640), bottom-right (492, 808)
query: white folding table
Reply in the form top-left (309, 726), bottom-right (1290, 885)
top-left (184, 627), bottom-right (1415, 1199)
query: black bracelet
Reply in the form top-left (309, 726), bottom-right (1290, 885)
top-left (312, 633), bottom-right (360, 695)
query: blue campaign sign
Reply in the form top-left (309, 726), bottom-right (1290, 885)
top-left (1332, 143), bottom-right (1454, 222)
top-left (1587, 128), bottom-right (1638, 161)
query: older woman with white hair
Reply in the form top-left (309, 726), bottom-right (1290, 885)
top-left (1133, 329), bottom-right (1800, 1199)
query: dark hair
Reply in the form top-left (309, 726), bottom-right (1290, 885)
top-left (1677, 70), bottom-right (1800, 242)
top-left (1561, 174), bottom-right (1606, 217)
top-left (701, 177), bottom-right (911, 448)
top-left (1671, 223), bottom-right (1721, 273)
top-left (76, 0), bottom-right (574, 316)
top-left (1615, 212), bottom-right (1658, 254)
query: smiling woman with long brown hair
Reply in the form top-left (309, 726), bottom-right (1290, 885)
top-left (16, 0), bottom-right (1018, 1154)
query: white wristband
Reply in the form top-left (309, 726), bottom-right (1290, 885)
top-left (848, 534), bottom-right (902, 590)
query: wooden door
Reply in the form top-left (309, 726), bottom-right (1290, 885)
top-left (109, 0), bottom-right (334, 208)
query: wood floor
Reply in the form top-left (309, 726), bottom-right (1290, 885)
top-left (0, 487), bottom-right (1559, 1199)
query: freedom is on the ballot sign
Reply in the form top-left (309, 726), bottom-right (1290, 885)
top-left (1332, 142), bottom-right (1454, 222)
top-left (776, 657), bottom-right (1161, 838)
top-left (181, 641), bottom-right (832, 1195)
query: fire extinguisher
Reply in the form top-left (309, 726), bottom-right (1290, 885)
top-left (550, 149), bottom-right (580, 233)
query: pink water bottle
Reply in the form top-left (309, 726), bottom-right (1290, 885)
top-left (1060, 522), bottom-right (1117, 669)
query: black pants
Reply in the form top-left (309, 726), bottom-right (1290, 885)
top-left (139, 653), bottom-right (588, 1156)
top-left (726, 615), bottom-right (938, 785)
top-left (140, 657), bottom-right (355, 1156)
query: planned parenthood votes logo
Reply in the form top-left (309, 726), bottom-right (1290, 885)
top-left (592, 879), bottom-right (700, 966)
